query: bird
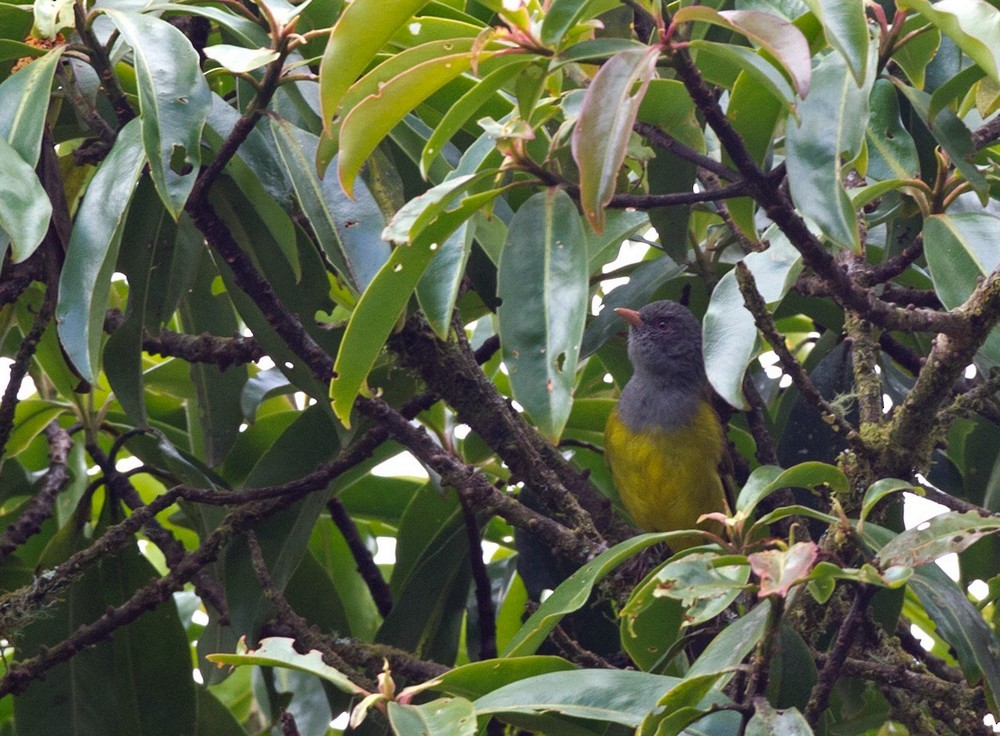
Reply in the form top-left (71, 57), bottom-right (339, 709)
top-left (604, 300), bottom-right (731, 550)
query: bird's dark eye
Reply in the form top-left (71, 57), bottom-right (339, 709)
top-left (657, 320), bottom-right (669, 330)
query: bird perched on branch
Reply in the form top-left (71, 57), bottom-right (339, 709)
top-left (604, 300), bottom-right (731, 550)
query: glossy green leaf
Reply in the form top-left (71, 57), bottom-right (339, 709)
top-left (103, 180), bottom-right (172, 427)
top-left (898, 0), bottom-right (1000, 83)
top-left (907, 560), bottom-right (1000, 714)
top-left (860, 478), bottom-right (917, 526)
top-left (178, 242), bottom-right (247, 467)
top-left (504, 532), bottom-right (673, 657)
top-left (801, 0), bottom-right (870, 85)
top-left (330, 188), bottom-right (491, 425)
top-left (433, 656), bottom-right (577, 699)
top-left (338, 51), bottom-right (480, 197)
top-left (388, 698), bottom-right (477, 736)
top-left (636, 672), bottom-right (730, 736)
top-left (416, 220), bottom-right (473, 339)
top-left (737, 462), bottom-right (849, 516)
top-left (497, 188), bottom-right (588, 441)
top-left (691, 41), bottom-right (798, 115)
top-left (207, 637), bottom-right (367, 696)
top-left (0, 134), bottom-right (50, 263)
top-left (378, 485), bottom-right (470, 662)
top-left (673, 7), bottom-right (811, 95)
top-left (203, 44), bottom-right (279, 73)
top-left (6, 400), bottom-right (66, 456)
top-left (540, 0), bottom-right (618, 47)
top-left (720, 59), bottom-right (784, 241)
top-left (585, 208), bottom-right (651, 269)
top-left (270, 120), bottom-right (390, 292)
top-left (687, 599), bottom-right (771, 679)
top-left (56, 118), bottom-right (145, 382)
top-left (0, 47), bottom-right (62, 165)
top-left (865, 78), bottom-right (920, 181)
top-left (890, 15), bottom-right (940, 90)
top-left (319, 0), bottom-right (430, 129)
top-left (620, 566), bottom-right (684, 671)
top-left (104, 9), bottom-right (211, 219)
top-left (703, 232), bottom-right (802, 409)
top-left (928, 64), bottom-right (986, 123)
top-left (923, 213), bottom-right (1000, 364)
top-left (473, 669), bottom-right (684, 727)
top-left (572, 46), bottom-right (658, 234)
top-left (786, 47), bottom-right (874, 250)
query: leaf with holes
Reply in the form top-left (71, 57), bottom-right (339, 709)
top-left (104, 9), bottom-right (211, 219)
top-left (497, 189), bottom-right (588, 441)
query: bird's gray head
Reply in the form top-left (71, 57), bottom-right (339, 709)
top-left (616, 300), bottom-right (706, 390)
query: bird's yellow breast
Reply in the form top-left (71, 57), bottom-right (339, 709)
top-left (605, 400), bottom-right (728, 548)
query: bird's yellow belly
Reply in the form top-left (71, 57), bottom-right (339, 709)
top-left (605, 401), bottom-right (728, 548)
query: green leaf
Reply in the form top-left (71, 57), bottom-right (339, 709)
top-left (703, 232), bottom-right (802, 409)
top-left (688, 599), bottom-right (771, 679)
top-left (890, 15), bottom-right (940, 89)
top-left (104, 9), bottom-right (211, 219)
top-left (673, 7), bottom-right (811, 96)
top-left (416, 220), bottom-right (474, 339)
top-left (433, 656), bottom-right (577, 699)
top-left (620, 567), bottom-right (684, 671)
top-left (503, 532), bottom-right (673, 657)
top-left (786, 46), bottom-right (874, 250)
top-left (691, 41), bottom-right (798, 115)
top-left (540, 0), bottom-right (619, 47)
top-left (0, 134), bottom-right (50, 263)
top-left (319, 0), bottom-right (431, 129)
top-left (207, 637), bottom-right (368, 696)
top-left (637, 672), bottom-right (730, 736)
top-left (897, 0), bottom-right (1000, 83)
top-left (923, 213), bottom-right (1000, 365)
top-left (801, 0), bottom-right (870, 85)
top-left (378, 486), bottom-right (470, 662)
top-left (572, 46), bottom-right (659, 234)
top-left (204, 44), bottom-right (279, 73)
top-left (337, 50), bottom-right (481, 197)
top-left (269, 119), bottom-right (390, 292)
top-left (178, 243), bottom-right (248, 467)
top-left (497, 189), bottom-right (589, 441)
top-left (647, 552), bottom-right (751, 626)
top-left (473, 669), bottom-right (715, 728)
top-left (6, 400), bottom-right (66, 456)
top-left (913, 572), bottom-right (1000, 715)
top-left (876, 511), bottom-right (1000, 568)
top-left (738, 462), bottom-right (849, 516)
top-left (388, 698), bottom-right (477, 736)
top-left (860, 478), bottom-right (917, 526)
top-left (56, 118), bottom-right (145, 382)
top-left (865, 78), bottom-right (920, 181)
top-left (0, 47), bottom-right (62, 165)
